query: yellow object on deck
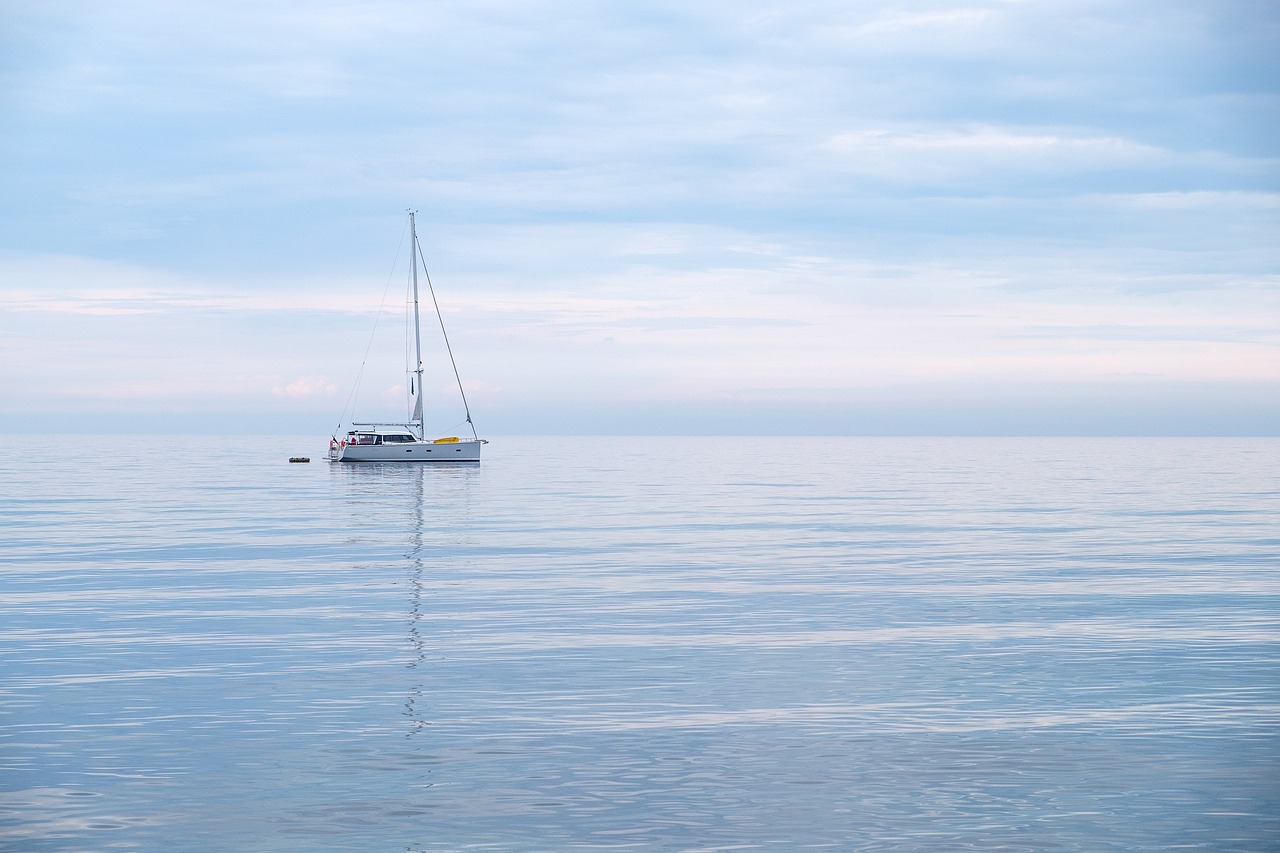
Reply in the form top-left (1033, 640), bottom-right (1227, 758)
top-left (433, 436), bottom-right (460, 444)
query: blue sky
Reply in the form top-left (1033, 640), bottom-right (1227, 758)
top-left (2, 0), bottom-right (1277, 434)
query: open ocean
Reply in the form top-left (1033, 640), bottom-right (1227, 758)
top-left (2, 436), bottom-right (1277, 851)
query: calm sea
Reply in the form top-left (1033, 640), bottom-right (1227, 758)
top-left (2, 436), bottom-right (1277, 851)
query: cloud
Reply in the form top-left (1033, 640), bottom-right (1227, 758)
top-left (1, 0), bottom-right (1276, 433)
top-left (0, 253), bottom-right (390, 315)
top-left (273, 376), bottom-right (338, 398)
top-left (1097, 190), bottom-right (1280, 212)
top-left (820, 125), bottom-right (1171, 186)
top-left (845, 7), bottom-right (998, 38)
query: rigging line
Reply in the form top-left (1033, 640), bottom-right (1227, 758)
top-left (334, 218), bottom-right (410, 433)
top-left (439, 417), bottom-right (470, 435)
top-left (415, 234), bottom-right (479, 440)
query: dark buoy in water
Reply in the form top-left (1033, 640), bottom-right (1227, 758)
top-left (289, 457), bottom-right (310, 463)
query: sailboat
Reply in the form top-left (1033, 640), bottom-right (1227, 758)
top-left (328, 211), bottom-right (487, 463)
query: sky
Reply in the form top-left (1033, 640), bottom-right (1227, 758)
top-left (2, 0), bottom-right (1278, 435)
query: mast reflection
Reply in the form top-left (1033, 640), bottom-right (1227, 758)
top-left (326, 459), bottom-right (479, 737)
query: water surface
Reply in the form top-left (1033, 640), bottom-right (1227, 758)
top-left (2, 437), bottom-right (1277, 850)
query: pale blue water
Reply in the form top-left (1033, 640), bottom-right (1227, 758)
top-left (2, 436), bottom-right (1277, 851)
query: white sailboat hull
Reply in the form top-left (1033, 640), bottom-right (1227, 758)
top-left (331, 440), bottom-right (483, 463)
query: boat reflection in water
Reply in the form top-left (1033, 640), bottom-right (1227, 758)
top-left (326, 459), bottom-right (479, 739)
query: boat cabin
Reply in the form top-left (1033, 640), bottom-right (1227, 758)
top-left (345, 430), bottom-right (419, 446)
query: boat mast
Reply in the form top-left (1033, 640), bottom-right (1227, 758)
top-left (409, 211), bottom-right (426, 438)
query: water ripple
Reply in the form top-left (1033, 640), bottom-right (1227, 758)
top-left (1, 437), bottom-right (1277, 851)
